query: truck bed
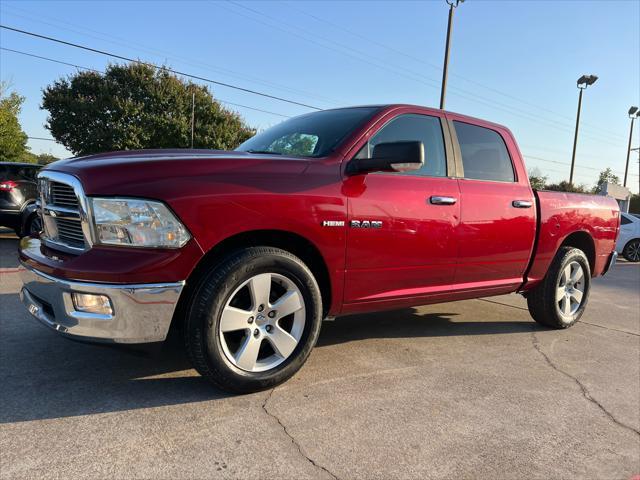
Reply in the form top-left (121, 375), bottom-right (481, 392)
top-left (524, 190), bottom-right (620, 289)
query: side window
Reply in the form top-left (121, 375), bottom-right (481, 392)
top-left (621, 215), bottom-right (632, 225)
top-left (454, 121), bottom-right (515, 182)
top-left (356, 114), bottom-right (447, 177)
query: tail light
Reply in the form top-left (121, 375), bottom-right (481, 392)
top-left (0, 180), bottom-right (18, 191)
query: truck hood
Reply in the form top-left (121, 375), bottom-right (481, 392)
top-left (45, 149), bottom-right (315, 196)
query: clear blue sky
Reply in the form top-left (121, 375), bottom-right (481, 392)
top-left (1, 0), bottom-right (639, 192)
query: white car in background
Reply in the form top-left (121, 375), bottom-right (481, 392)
top-left (617, 213), bottom-right (640, 262)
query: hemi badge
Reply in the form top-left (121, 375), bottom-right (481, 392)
top-left (322, 220), bottom-right (345, 227)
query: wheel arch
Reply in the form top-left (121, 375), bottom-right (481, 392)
top-left (559, 230), bottom-right (596, 273)
top-left (171, 229), bottom-right (332, 332)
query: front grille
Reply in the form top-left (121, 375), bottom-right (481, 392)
top-left (39, 173), bottom-right (88, 252)
top-left (50, 181), bottom-right (79, 209)
top-left (55, 217), bottom-right (86, 248)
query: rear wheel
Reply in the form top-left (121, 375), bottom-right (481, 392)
top-left (183, 247), bottom-right (323, 393)
top-left (622, 239), bottom-right (640, 262)
top-left (526, 247), bottom-right (591, 329)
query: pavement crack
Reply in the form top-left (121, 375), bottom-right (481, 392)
top-left (478, 298), bottom-right (639, 336)
top-left (579, 320), bottom-right (640, 337)
top-left (477, 298), bottom-right (528, 311)
top-left (531, 331), bottom-right (640, 438)
top-left (262, 388), bottom-right (339, 480)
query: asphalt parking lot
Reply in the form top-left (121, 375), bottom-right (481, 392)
top-left (1, 231), bottom-right (638, 479)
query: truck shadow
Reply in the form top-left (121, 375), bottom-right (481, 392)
top-left (0, 292), bottom-right (540, 424)
top-left (317, 309), bottom-right (536, 347)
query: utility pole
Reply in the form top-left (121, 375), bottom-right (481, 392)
top-left (569, 74), bottom-right (598, 185)
top-left (190, 91), bottom-right (195, 149)
top-left (623, 106), bottom-right (638, 187)
top-left (439, 0), bottom-right (464, 110)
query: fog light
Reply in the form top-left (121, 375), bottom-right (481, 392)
top-left (72, 293), bottom-right (113, 315)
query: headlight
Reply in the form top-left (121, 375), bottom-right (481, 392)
top-left (90, 198), bottom-right (190, 248)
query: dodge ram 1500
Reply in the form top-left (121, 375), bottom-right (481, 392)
top-left (19, 104), bottom-right (620, 392)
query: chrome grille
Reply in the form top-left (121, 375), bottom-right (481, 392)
top-left (50, 182), bottom-right (79, 209)
top-left (54, 217), bottom-right (86, 248)
top-left (39, 172), bottom-right (90, 252)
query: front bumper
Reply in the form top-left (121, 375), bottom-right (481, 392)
top-left (20, 262), bottom-right (184, 343)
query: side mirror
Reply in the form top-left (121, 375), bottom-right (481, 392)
top-left (346, 141), bottom-right (424, 176)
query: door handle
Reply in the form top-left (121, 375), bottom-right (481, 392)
top-left (429, 196), bottom-right (457, 205)
top-left (512, 200), bottom-right (533, 208)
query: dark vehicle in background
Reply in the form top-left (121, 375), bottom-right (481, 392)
top-left (0, 162), bottom-right (42, 237)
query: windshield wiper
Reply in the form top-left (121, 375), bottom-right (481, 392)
top-left (245, 149), bottom-right (282, 155)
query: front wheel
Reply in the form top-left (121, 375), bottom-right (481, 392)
top-left (183, 247), bottom-right (323, 393)
top-left (622, 239), bottom-right (640, 262)
top-left (25, 213), bottom-right (43, 237)
top-left (526, 246), bottom-right (591, 329)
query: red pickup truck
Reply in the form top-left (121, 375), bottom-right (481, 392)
top-left (19, 104), bottom-right (619, 393)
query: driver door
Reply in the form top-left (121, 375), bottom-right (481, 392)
top-left (343, 112), bottom-right (460, 307)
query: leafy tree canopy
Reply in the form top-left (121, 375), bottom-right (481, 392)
top-left (42, 63), bottom-right (255, 156)
top-left (545, 180), bottom-right (589, 193)
top-left (593, 168), bottom-right (621, 194)
top-left (0, 82), bottom-right (29, 162)
top-left (528, 167), bottom-right (548, 191)
top-left (20, 152), bottom-right (59, 165)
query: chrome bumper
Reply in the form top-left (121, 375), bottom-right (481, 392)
top-left (19, 262), bottom-right (184, 343)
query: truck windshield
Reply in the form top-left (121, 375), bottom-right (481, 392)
top-left (236, 107), bottom-right (381, 158)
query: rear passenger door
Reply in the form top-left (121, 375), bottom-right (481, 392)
top-left (449, 117), bottom-right (536, 288)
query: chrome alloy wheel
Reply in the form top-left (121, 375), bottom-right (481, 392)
top-left (219, 273), bottom-right (306, 372)
top-left (556, 261), bottom-right (585, 318)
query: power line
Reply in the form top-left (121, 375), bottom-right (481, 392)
top-left (0, 24), bottom-right (321, 111)
top-left (223, 1), bottom-right (627, 147)
top-left (1, 3), bottom-right (343, 106)
top-left (524, 154), bottom-right (638, 177)
top-left (27, 136), bottom-right (57, 142)
top-left (283, 0), bottom-right (628, 143)
top-left (1, 47), bottom-right (101, 73)
top-left (0, 47), bottom-right (292, 118)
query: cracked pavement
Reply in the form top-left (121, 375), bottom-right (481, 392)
top-left (1, 233), bottom-right (639, 479)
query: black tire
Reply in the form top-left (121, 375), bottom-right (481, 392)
top-left (526, 246), bottom-right (591, 329)
top-left (622, 239), bottom-right (640, 262)
top-left (25, 213), bottom-right (43, 237)
top-left (183, 247), bottom-right (323, 393)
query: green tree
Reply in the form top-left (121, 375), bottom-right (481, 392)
top-left (545, 180), bottom-right (589, 193)
top-left (528, 167), bottom-right (548, 190)
top-left (42, 63), bottom-right (255, 155)
top-left (629, 194), bottom-right (640, 214)
top-left (0, 82), bottom-right (29, 162)
top-left (593, 168), bottom-right (621, 194)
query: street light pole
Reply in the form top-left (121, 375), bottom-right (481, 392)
top-left (439, 0), bottom-right (463, 110)
top-left (569, 74), bottom-right (598, 185)
top-left (623, 106), bottom-right (639, 187)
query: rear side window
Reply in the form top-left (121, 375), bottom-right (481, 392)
top-left (356, 114), bottom-right (447, 177)
top-left (0, 165), bottom-right (39, 181)
top-left (0, 165), bottom-right (20, 181)
top-left (454, 121), bottom-right (515, 182)
top-left (621, 215), bottom-right (632, 225)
